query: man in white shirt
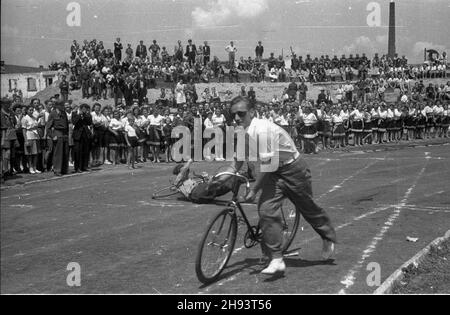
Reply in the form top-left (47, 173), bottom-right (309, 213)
top-left (219, 96), bottom-right (336, 275)
top-left (225, 41), bottom-right (238, 69)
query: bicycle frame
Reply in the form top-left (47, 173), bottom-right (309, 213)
top-left (228, 201), bottom-right (261, 244)
top-left (212, 171), bottom-right (261, 244)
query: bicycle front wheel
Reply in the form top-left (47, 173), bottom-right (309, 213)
top-left (195, 208), bottom-right (238, 284)
top-left (280, 199), bottom-right (301, 252)
top-left (151, 185), bottom-right (182, 200)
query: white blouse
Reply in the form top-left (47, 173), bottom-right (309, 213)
top-left (204, 118), bottom-right (214, 129)
top-left (124, 124), bottom-right (137, 137)
top-left (332, 114), bottom-right (343, 124)
top-left (212, 114), bottom-right (225, 128)
top-left (149, 114), bottom-right (164, 126)
top-left (92, 112), bottom-right (108, 127)
top-left (302, 113), bottom-right (317, 126)
top-left (340, 110), bottom-right (350, 121)
top-left (109, 118), bottom-right (123, 131)
top-left (21, 115), bottom-right (39, 140)
top-left (350, 109), bottom-right (364, 121)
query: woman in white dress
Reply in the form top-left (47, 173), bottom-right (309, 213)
top-left (21, 106), bottom-right (41, 174)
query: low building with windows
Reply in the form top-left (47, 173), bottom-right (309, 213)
top-left (0, 62), bottom-right (58, 100)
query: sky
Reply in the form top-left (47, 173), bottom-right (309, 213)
top-left (1, 0), bottom-right (449, 67)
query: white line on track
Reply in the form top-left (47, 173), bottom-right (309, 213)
top-left (298, 205), bottom-right (394, 246)
top-left (401, 207), bottom-right (450, 214)
top-left (423, 190), bottom-right (446, 198)
top-left (402, 204), bottom-right (450, 210)
top-left (337, 154), bottom-right (429, 294)
top-left (317, 158), bottom-right (383, 200)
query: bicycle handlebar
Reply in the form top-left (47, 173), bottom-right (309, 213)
top-left (212, 172), bottom-right (251, 195)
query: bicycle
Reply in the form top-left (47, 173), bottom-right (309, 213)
top-left (195, 172), bottom-right (301, 284)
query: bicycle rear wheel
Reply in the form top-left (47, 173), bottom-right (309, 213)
top-left (195, 208), bottom-right (238, 284)
top-left (151, 185), bottom-right (182, 200)
top-left (280, 199), bottom-right (301, 252)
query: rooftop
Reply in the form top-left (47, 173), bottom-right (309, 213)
top-left (1, 63), bottom-right (52, 74)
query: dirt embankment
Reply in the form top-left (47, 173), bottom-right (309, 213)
top-left (392, 238), bottom-right (450, 294)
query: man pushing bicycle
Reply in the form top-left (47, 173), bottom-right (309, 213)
top-left (216, 96), bottom-right (337, 275)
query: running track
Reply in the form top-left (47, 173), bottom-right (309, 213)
top-left (1, 144), bottom-right (449, 294)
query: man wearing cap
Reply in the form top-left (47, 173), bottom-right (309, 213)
top-left (46, 101), bottom-right (70, 176)
top-left (218, 96), bottom-right (336, 275)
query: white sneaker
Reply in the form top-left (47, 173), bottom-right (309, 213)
top-left (215, 157), bottom-right (225, 162)
top-left (69, 162), bottom-right (74, 167)
top-left (322, 239), bottom-right (335, 260)
top-left (29, 169), bottom-right (36, 174)
top-left (261, 258), bottom-right (286, 275)
top-left (104, 160), bottom-right (112, 165)
top-left (34, 169), bottom-right (41, 174)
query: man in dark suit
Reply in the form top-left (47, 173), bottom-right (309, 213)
top-left (114, 37), bottom-right (123, 64)
top-left (112, 74), bottom-right (124, 106)
top-left (135, 75), bottom-right (147, 106)
top-left (185, 39), bottom-right (197, 67)
top-left (317, 89), bottom-right (327, 104)
top-left (122, 79), bottom-right (134, 107)
top-left (72, 104), bottom-right (92, 173)
top-left (136, 40), bottom-right (147, 60)
top-left (46, 101), bottom-right (70, 176)
top-left (202, 41), bottom-right (211, 66)
top-left (255, 41), bottom-right (264, 62)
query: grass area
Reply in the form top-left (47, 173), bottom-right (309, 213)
top-left (391, 237), bottom-right (450, 294)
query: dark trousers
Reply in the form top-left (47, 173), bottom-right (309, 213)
top-left (52, 136), bottom-right (69, 174)
top-left (204, 56), bottom-right (210, 67)
top-left (82, 80), bottom-right (89, 98)
top-left (46, 139), bottom-right (54, 171)
top-left (188, 56), bottom-right (195, 67)
top-left (61, 92), bottom-right (69, 102)
top-left (114, 88), bottom-right (123, 106)
top-left (258, 157), bottom-right (336, 258)
top-left (73, 136), bottom-right (91, 171)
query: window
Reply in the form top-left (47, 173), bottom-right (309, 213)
top-left (27, 77), bottom-right (37, 91)
top-left (8, 79), bottom-right (17, 92)
top-left (45, 77), bottom-right (53, 87)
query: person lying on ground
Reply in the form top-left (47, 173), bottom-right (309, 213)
top-left (172, 159), bottom-right (248, 204)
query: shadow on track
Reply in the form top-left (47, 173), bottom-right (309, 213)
top-left (198, 256), bottom-right (336, 288)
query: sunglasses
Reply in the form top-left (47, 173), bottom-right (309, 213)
top-left (233, 111), bottom-right (248, 118)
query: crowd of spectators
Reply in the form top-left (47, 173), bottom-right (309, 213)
top-left (1, 38), bottom-right (449, 182)
top-left (1, 77), bottom-right (449, 182)
top-left (52, 38), bottom-right (448, 107)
